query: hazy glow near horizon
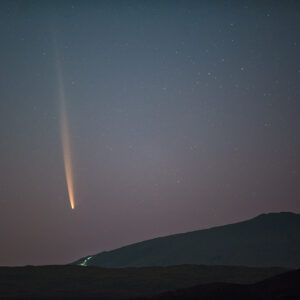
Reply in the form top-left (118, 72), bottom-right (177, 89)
top-left (55, 40), bottom-right (75, 210)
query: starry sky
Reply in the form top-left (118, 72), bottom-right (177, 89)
top-left (0, 0), bottom-right (299, 266)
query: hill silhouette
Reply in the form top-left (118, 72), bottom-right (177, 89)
top-left (147, 268), bottom-right (300, 299)
top-left (74, 212), bottom-right (300, 268)
top-left (0, 265), bottom-right (288, 299)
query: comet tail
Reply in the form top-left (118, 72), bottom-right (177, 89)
top-left (55, 40), bottom-right (76, 210)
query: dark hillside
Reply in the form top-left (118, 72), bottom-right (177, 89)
top-left (0, 265), bottom-right (286, 299)
top-left (149, 269), bottom-right (300, 300)
top-left (75, 212), bottom-right (300, 268)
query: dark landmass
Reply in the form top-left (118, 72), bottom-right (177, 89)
top-left (0, 264), bottom-right (287, 299)
top-left (74, 212), bottom-right (300, 268)
top-left (147, 268), bottom-right (300, 300)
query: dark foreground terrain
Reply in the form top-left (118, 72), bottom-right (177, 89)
top-left (0, 265), bottom-right (290, 299)
top-left (148, 268), bottom-right (300, 300)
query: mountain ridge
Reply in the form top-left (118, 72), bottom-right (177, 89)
top-left (74, 212), bottom-right (300, 268)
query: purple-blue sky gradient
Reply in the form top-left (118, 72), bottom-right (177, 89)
top-left (0, 1), bottom-right (299, 266)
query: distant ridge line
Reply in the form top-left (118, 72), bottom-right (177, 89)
top-left (74, 212), bottom-right (300, 269)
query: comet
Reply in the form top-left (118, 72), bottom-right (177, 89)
top-left (54, 37), bottom-right (76, 210)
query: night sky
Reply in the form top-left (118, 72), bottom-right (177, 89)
top-left (0, 1), bottom-right (299, 266)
